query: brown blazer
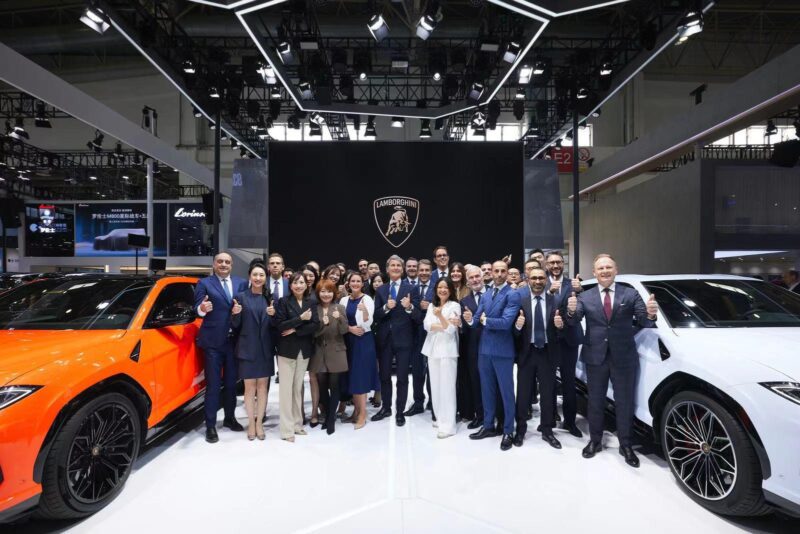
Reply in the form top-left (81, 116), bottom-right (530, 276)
top-left (310, 303), bottom-right (349, 373)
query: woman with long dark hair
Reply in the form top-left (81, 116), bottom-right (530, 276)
top-left (450, 262), bottom-right (469, 301)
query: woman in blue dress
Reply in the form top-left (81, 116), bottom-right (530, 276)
top-left (339, 272), bottom-right (378, 429)
top-left (231, 263), bottom-right (274, 441)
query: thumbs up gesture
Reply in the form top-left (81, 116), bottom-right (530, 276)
top-left (433, 306), bottom-right (442, 317)
top-left (200, 295), bottom-right (213, 313)
top-left (567, 292), bottom-right (578, 314)
top-left (515, 309), bottom-right (525, 329)
top-left (357, 300), bottom-right (367, 313)
top-left (646, 293), bottom-right (658, 318)
top-left (549, 278), bottom-right (561, 294)
top-left (554, 309), bottom-right (564, 329)
top-left (401, 294), bottom-right (412, 310)
top-left (571, 274), bottom-right (583, 292)
top-left (266, 300), bottom-right (275, 316)
top-left (463, 307), bottom-right (473, 324)
top-left (300, 308), bottom-right (312, 321)
top-left (479, 312), bottom-right (487, 326)
top-left (231, 298), bottom-right (242, 315)
top-left (331, 307), bottom-right (341, 320)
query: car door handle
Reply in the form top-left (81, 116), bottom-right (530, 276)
top-left (658, 338), bottom-right (671, 361)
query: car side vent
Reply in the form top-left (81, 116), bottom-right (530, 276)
top-left (130, 341), bottom-right (141, 363)
top-left (658, 338), bottom-right (671, 361)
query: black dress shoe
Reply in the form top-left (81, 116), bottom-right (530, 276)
top-left (500, 434), bottom-right (514, 451)
top-left (582, 441), bottom-right (602, 458)
top-left (469, 427), bottom-right (498, 440)
top-left (403, 406), bottom-right (424, 417)
top-left (512, 433), bottom-right (524, 447)
top-left (467, 418), bottom-right (482, 430)
top-left (223, 418), bottom-right (244, 432)
top-left (205, 427), bottom-right (219, 443)
top-left (371, 409), bottom-right (391, 422)
top-left (620, 445), bottom-right (640, 468)
top-left (431, 412), bottom-right (437, 422)
top-left (326, 424), bottom-right (335, 436)
top-left (396, 414), bottom-right (406, 427)
top-left (542, 433), bottom-right (562, 449)
top-left (561, 423), bottom-right (583, 438)
top-left (425, 401), bottom-right (433, 411)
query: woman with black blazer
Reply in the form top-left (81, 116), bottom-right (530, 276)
top-left (311, 279), bottom-right (349, 435)
top-left (275, 272), bottom-right (319, 442)
top-left (231, 263), bottom-right (274, 441)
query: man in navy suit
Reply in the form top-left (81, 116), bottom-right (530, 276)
top-left (566, 253), bottom-right (659, 467)
top-left (372, 254), bottom-right (421, 426)
top-left (430, 245), bottom-right (450, 285)
top-left (544, 251), bottom-right (584, 437)
top-left (267, 252), bottom-right (290, 301)
top-left (461, 265), bottom-right (486, 429)
top-left (405, 258), bottom-right (433, 417)
top-left (465, 259), bottom-right (521, 451)
top-left (194, 252), bottom-right (247, 443)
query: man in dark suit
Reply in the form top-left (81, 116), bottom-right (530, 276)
top-left (545, 251), bottom-right (584, 437)
top-left (465, 259), bottom-right (521, 451)
top-left (461, 265), bottom-right (486, 429)
top-left (194, 252), bottom-right (247, 443)
top-left (267, 252), bottom-right (290, 301)
top-left (372, 254), bottom-right (421, 426)
top-left (566, 253), bottom-right (659, 467)
top-left (513, 265), bottom-right (566, 449)
top-left (783, 269), bottom-right (800, 294)
top-left (405, 259), bottom-right (433, 417)
top-left (430, 245), bottom-right (450, 285)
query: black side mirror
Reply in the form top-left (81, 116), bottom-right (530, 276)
top-left (146, 304), bottom-right (195, 329)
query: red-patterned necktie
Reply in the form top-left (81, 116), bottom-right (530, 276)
top-left (603, 288), bottom-right (612, 321)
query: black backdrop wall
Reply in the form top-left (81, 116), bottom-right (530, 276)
top-left (268, 142), bottom-right (523, 269)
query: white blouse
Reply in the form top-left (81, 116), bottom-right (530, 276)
top-left (421, 300), bottom-right (461, 359)
top-left (340, 294), bottom-right (374, 329)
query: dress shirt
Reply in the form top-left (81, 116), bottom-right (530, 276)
top-left (529, 291), bottom-right (548, 345)
top-left (270, 276), bottom-right (284, 300)
top-left (197, 274), bottom-right (233, 317)
top-left (600, 282), bottom-right (616, 311)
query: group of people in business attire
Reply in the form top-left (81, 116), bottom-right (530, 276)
top-left (193, 246), bottom-right (659, 468)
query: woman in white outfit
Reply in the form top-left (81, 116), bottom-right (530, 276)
top-left (422, 277), bottom-right (462, 438)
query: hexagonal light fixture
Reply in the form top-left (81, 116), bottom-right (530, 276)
top-left (184, 0), bottom-right (629, 120)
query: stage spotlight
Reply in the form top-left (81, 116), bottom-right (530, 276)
top-left (277, 41), bottom-right (294, 64)
top-left (208, 120), bottom-right (216, 131)
top-left (287, 115), bottom-right (301, 129)
top-left (518, 64), bottom-right (533, 84)
top-left (765, 120), bottom-right (777, 137)
top-left (270, 86), bottom-right (282, 100)
top-left (208, 86), bottom-right (221, 99)
top-left (220, 130), bottom-right (229, 141)
top-left (419, 119), bottom-right (432, 139)
top-left (677, 2), bottom-right (704, 44)
top-left (416, 14), bottom-right (438, 41)
top-left (503, 42), bottom-right (521, 64)
top-left (87, 129), bottom-right (103, 151)
top-left (80, 2), bottom-right (110, 34)
top-left (468, 83), bottom-right (484, 103)
top-left (368, 14), bottom-right (389, 42)
top-left (554, 138), bottom-right (562, 149)
top-left (515, 88), bottom-right (526, 100)
top-left (310, 112), bottom-right (326, 125)
top-left (34, 102), bottom-right (52, 128)
top-left (486, 101), bottom-right (501, 130)
top-left (591, 108), bottom-right (602, 118)
top-left (576, 87), bottom-right (589, 100)
top-left (434, 117), bottom-right (444, 130)
top-left (10, 117), bottom-right (29, 140)
top-left (230, 139), bottom-right (239, 149)
top-left (471, 111), bottom-right (486, 129)
top-left (299, 82), bottom-right (313, 100)
top-left (113, 141), bottom-right (124, 161)
top-left (182, 59), bottom-right (196, 74)
top-left (309, 122), bottom-right (323, 137)
top-left (565, 130), bottom-right (573, 141)
top-left (513, 100), bottom-right (525, 120)
top-left (192, 105), bottom-right (203, 118)
top-left (364, 118), bottom-right (377, 139)
top-left (473, 125), bottom-right (486, 137)
top-left (269, 99), bottom-right (281, 120)
top-left (258, 61), bottom-right (277, 84)
top-left (533, 62), bottom-right (546, 75)
top-left (391, 117), bottom-right (405, 128)
top-left (600, 62), bottom-right (613, 76)
top-left (240, 147), bottom-right (247, 158)
top-left (354, 48), bottom-right (371, 81)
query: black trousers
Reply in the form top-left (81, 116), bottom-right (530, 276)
top-left (410, 347), bottom-right (427, 407)
top-left (379, 343), bottom-right (412, 413)
top-left (317, 372), bottom-right (341, 430)
top-left (465, 348), bottom-right (483, 421)
top-left (586, 357), bottom-right (638, 447)
top-left (516, 344), bottom-right (556, 436)
top-left (554, 340), bottom-right (579, 427)
top-left (456, 347), bottom-right (474, 420)
top-left (203, 341), bottom-right (237, 428)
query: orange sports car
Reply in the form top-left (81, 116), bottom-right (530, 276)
top-left (0, 275), bottom-right (205, 522)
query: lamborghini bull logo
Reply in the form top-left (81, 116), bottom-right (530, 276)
top-left (373, 196), bottom-right (420, 248)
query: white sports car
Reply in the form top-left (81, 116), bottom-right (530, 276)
top-left (574, 275), bottom-right (800, 518)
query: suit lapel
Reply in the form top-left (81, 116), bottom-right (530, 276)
top-left (210, 275), bottom-right (228, 303)
top-left (610, 285), bottom-right (625, 322)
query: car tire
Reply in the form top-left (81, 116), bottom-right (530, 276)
top-left (36, 392), bottom-right (142, 519)
top-left (660, 391), bottom-right (770, 516)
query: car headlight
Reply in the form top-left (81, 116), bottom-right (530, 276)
top-left (760, 382), bottom-right (800, 406)
top-left (0, 386), bottom-right (42, 411)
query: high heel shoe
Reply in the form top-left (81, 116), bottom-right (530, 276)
top-left (247, 429), bottom-right (256, 441)
top-left (354, 419), bottom-right (366, 430)
top-left (310, 419), bottom-right (319, 428)
top-left (256, 428), bottom-right (265, 441)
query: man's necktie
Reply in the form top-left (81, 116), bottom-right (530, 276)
top-left (222, 278), bottom-right (232, 302)
top-left (603, 288), bottom-right (612, 321)
top-left (390, 282), bottom-right (398, 300)
top-left (410, 280), bottom-right (417, 286)
top-left (273, 279), bottom-right (280, 298)
top-left (475, 291), bottom-right (481, 305)
top-left (440, 271), bottom-right (446, 279)
top-left (534, 296), bottom-right (546, 348)
top-left (420, 284), bottom-right (427, 298)
top-left (492, 287), bottom-right (499, 299)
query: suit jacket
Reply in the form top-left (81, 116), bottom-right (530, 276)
top-left (374, 278), bottom-right (421, 350)
top-left (311, 303), bottom-right (349, 373)
top-left (194, 274), bottom-right (246, 349)
top-left (430, 268), bottom-right (449, 286)
top-left (468, 284), bottom-right (520, 359)
top-left (512, 287), bottom-right (563, 364)
top-left (231, 290), bottom-right (274, 370)
top-left (274, 295), bottom-right (319, 359)
top-left (567, 283), bottom-right (656, 367)
top-left (545, 273), bottom-right (584, 347)
top-left (266, 277), bottom-right (290, 302)
top-left (461, 290), bottom-right (484, 360)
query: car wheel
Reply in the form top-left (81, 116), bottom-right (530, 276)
top-left (660, 391), bottom-right (770, 516)
top-left (37, 392), bottom-right (142, 519)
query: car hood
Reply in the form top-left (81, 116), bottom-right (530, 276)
top-left (0, 330), bottom-right (127, 386)
top-left (674, 327), bottom-right (800, 382)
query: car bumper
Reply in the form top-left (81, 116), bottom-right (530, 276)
top-left (731, 382), bottom-right (800, 515)
top-left (0, 410), bottom-right (46, 521)
top-left (0, 493), bottom-right (39, 523)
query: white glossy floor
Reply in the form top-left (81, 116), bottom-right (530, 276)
top-left (20, 377), bottom-right (799, 534)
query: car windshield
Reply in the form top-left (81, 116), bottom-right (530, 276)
top-left (0, 278), bottom-right (67, 326)
top-left (3, 278), bottom-right (154, 330)
top-left (642, 279), bottom-right (800, 328)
